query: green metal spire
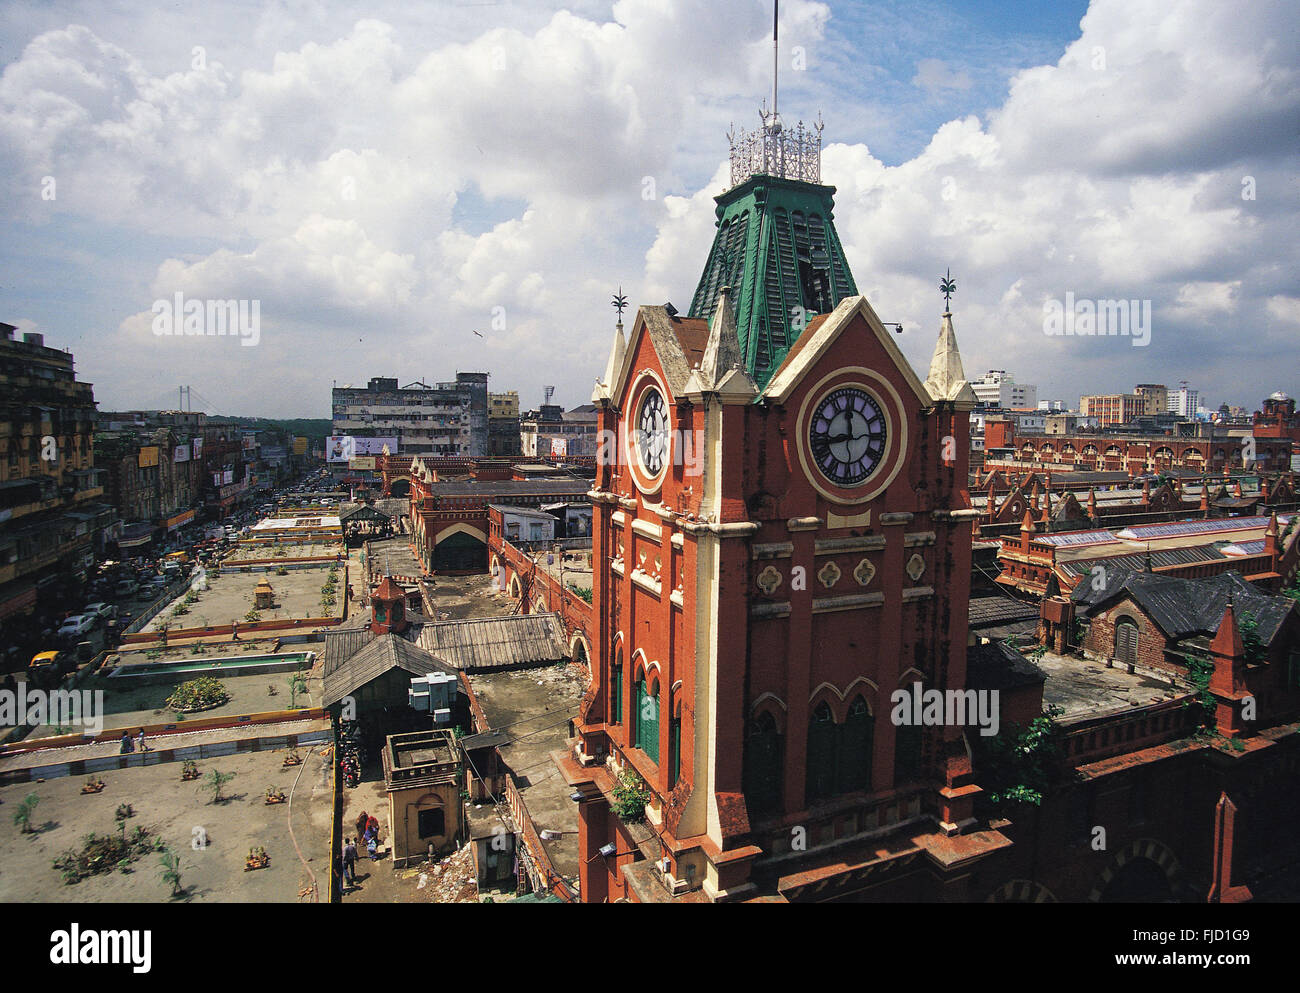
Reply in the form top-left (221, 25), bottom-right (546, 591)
top-left (688, 173), bottom-right (858, 391)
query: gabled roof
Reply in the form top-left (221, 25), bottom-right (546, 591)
top-left (413, 612), bottom-right (569, 670)
top-left (322, 633), bottom-right (456, 707)
top-left (339, 504), bottom-right (391, 523)
top-left (607, 306), bottom-right (712, 403)
top-left (761, 295), bottom-right (933, 409)
top-left (1072, 567), bottom-right (1294, 645)
top-left (322, 626), bottom-right (382, 674)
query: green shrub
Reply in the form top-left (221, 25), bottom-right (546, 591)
top-left (611, 769), bottom-right (651, 822)
top-left (165, 676), bottom-right (230, 713)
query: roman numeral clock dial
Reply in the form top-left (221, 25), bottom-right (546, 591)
top-left (636, 387), bottom-right (668, 477)
top-left (809, 387), bottom-right (886, 486)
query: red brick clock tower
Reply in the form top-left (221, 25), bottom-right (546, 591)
top-left (564, 96), bottom-right (1004, 902)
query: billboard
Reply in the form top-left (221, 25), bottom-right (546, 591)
top-left (293, 436), bottom-right (308, 455)
top-left (327, 436), bottom-right (398, 462)
top-left (348, 456), bottom-right (376, 470)
top-left (192, 437), bottom-right (203, 459)
top-left (174, 445), bottom-right (190, 463)
top-left (138, 446), bottom-right (159, 468)
top-left (550, 436), bottom-right (567, 458)
top-left (223, 469), bottom-right (234, 484)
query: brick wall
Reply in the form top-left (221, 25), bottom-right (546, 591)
top-left (1084, 598), bottom-right (1178, 675)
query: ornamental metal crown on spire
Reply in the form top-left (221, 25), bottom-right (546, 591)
top-left (727, 112), bottom-right (824, 189)
top-left (726, 0), bottom-right (823, 190)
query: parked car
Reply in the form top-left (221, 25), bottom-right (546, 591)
top-left (57, 614), bottom-right (96, 639)
top-left (28, 650), bottom-right (74, 687)
top-left (83, 602), bottom-right (114, 622)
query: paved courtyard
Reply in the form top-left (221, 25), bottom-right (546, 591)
top-left (467, 662), bottom-right (588, 890)
top-left (22, 667), bottom-right (321, 741)
top-left (141, 563), bottom-right (345, 633)
top-left (0, 745), bottom-right (333, 902)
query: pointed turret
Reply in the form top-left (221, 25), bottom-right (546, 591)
top-left (1087, 487), bottom-right (1098, 521)
top-left (924, 310), bottom-right (977, 408)
top-left (1021, 510), bottom-right (1037, 533)
top-left (1209, 594), bottom-right (1244, 661)
top-left (1265, 512), bottom-right (1280, 568)
top-left (592, 317), bottom-right (627, 403)
top-left (686, 286), bottom-right (757, 399)
top-left (370, 575), bottom-right (408, 635)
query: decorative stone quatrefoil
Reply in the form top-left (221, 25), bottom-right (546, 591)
top-left (854, 558), bottom-right (876, 587)
top-left (817, 561), bottom-right (842, 589)
top-left (756, 565), bottom-right (783, 595)
top-left (906, 553), bottom-right (926, 582)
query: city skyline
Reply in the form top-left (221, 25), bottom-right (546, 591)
top-left (1, 0), bottom-right (1296, 418)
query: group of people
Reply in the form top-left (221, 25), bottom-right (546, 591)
top-left (340, 809), bottom-right (382, 888)
top-left (118, 729), bottom-right (148, 753)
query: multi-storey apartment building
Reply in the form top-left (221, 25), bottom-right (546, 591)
top-left (0, 324), bottom-right (113, 618)
top-left (519, 403), bottom-right (600, 458)
top-left (971, 370), bottom-right (1037, 410)
top-left (1079, 392), bottom-right (1148, 427)
top-left (1134, 383), bottom-right (1168, 417)
top-left (488, 391), bottom-right (522, 457)
top-left (1168, 385), bottom-right (1200, 418)
top-left (332, 375), bottom-right (488, 458)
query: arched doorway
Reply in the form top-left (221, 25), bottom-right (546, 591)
top-left (432, 528), bottom-right (487, 572)
top-left (1115, 618), bottom-right (1139, 665)
top-left (1101, 857), bottom-right (1173, 902)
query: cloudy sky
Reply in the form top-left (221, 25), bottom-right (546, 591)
top-left (1, 0), bottom-right (1296, 418)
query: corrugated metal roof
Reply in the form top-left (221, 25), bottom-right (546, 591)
top-left (1059, 544), bottom-right (1229, 579)
top-left (322, 633), bottom-right (456, 707)
top-left (430, 479), bottom-right (590, 497)
top-left (1037, 530), bottom-right (1123, 547)
top-left (968, 595), bottom-right (1041, 627)
top-left (1116, 515), bottom-right (1286, 540)
top-left (1221, 539), bottom-right (1266, 556)
top-left (414, 612), bottom-right (569, 670)
top-left (322, 627), bottom-right (379, 675)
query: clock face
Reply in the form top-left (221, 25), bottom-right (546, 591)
top-left (808, 386), bottom-right (887, 486)
top-left (636, 387), bottom-right (670, 477)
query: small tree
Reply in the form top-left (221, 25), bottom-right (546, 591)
top-left (611, 769), bottom-right (651, 822)
top-left (12, 793), bottom-right (39, 834)
top-left (286, 672), bottom-right (307, 708)
top-left (158, 848), bottom-right (184, 898)
top-left (202, 769), bottom-right (236, 804)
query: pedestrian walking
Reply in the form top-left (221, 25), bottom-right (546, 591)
top-left (231, 620), bottom-right (240, 641)
top-left (119, 731), bottom-right (133, 754)
top-left (343, 838), bottom-right (358, 884)
top-left (136, 729), bottom-right (147, 752)
top-left (355, 809), bottom-right (368, 840)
